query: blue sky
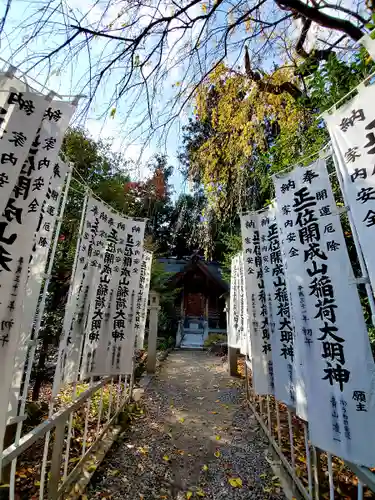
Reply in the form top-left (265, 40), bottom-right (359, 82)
top-left (0, 0), bottom-right (198, 198)
top-left (0, 0), bottom-right (293, 195)
top-left (0, 0), bottom-right (364, 201)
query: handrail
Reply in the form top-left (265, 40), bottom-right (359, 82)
top-left (2, 376), bottom-right (111, 466)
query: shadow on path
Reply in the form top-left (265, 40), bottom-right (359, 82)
top-left (87, 350), bottom-right (285, 499)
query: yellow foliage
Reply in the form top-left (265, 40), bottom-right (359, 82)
top-left (192, 63), bottom-right (307, 216)
top-left (228, 477), bottom-right (243, 487)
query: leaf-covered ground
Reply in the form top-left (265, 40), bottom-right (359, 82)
top-left (86, 350), bottom-right (285, 499)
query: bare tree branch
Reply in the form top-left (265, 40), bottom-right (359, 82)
top-left (2, 0), bottom-right (368, 150)
top-left (276, 0), bottom-right (364, 41)
top-left (244, 45), bottom-right (303, 99)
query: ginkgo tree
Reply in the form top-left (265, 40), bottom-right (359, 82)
top-left (1, 0), bottom-right (372, 146)
top-left (180, 47), bottom-right (375, 220)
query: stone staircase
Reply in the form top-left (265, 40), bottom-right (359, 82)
top-left (176, 318), bottom-right (208, 349)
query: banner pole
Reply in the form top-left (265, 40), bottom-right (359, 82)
top-left (9, 167), bottom-right (72, 499)
top-left (38, 184), bottom-right (89, 498)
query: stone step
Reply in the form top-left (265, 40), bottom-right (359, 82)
top-left (179, 345), bottom-right (204, 350)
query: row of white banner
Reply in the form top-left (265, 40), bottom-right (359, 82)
top-left (53, 195), bottom-right (152, 397)
top-left (230, 155), bottom-right (375, 468)
top-left (229, 80), bottom-right (375, 468)
top-left (0, 74), bottom-right (153, 456)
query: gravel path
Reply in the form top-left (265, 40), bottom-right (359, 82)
top-left (87, 350), bottom-right (285, 500)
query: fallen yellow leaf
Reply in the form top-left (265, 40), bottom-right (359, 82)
top-left (215, 435), bottom-right (221, 440)
top-left (179, 418), bottom-right (185, 423)
top-left (211, 411), bottom-right (218, 414)
top-left (186, 492), bottom-right (193, 499)
top-left (214, 450), bottom-right (221, 458)
top-left (228, 477), bottom-right (243, 488)
top-left (196, 489), bottom-right (205, 497)
top-left (202, 464), bottom-right (208, 471)
top-left (108, 469), bottom-right (120, 476)
top-left (163, 455), bottom-right (169, 461)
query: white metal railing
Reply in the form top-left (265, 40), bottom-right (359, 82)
top-left (2, 369), bottom-right (134, 499)
top-left (176, 319), bottom-right (183, 347)
top-left (244, 360), bottom-right (375, 500)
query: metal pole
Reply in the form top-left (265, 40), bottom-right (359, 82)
top-left (10, 168), bottom-right (72, 500)
top-left (39, 187), bottom-right (89, 498)
top-left (48, 419), bottom-right (66, 500)
top-left (327, 453), bottom-right (335, 500)
top-left (287, 408), bottom-right (295, 469)
top-left (61, 185), bottom-right (90, 326)
top-left (58, 186), bottom-right (91, 482)
top-left (107, 378), bottom-right (114, 425)
top-left (304, 423), bottom-right (313, 498)
top-left (312, 447), bottom-right (323, 500)
top-left (129, 358), bottom-right (135, 400)
top-left (267, 395), bottom-right (272, 434)
top-left (122, 376), bottom-right (128, 406)
top-left (331, 147), bottom-right (375, 324)
top-left (244, 361), bottom-right (249, 400)
top-left (81, 378), bottom-right (93, 458)
top-left (96, 386), bottom-right (105, 434)
top-left (116, 375), bottom-right (122, 413)
top-left (358, 481), bottom-right (364, 500)
top-left (275, 402), bottom-right (282, 446)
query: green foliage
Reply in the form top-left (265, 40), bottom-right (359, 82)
top-left (150, 260), bottom-right (181, 337)
top-left (34, 131), bottom-right (182, 396)
top-left (158, 336), bottom-right (175, 350)
top-left (220, 233), bottom-right (242, 282)
top-left (204, 333), bottom-right (227, 347)
top-left (178, 49), bottom-right (375, 268)
top-left (58, 383), bottom-right (112, 420)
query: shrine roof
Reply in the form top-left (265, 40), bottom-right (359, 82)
top-left (157, 256), bottom-right (228, 291)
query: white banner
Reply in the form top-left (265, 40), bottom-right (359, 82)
top-left (109, 221), bottom-right (146, 375)
top-left (82, 215), bottom-right (127, 377)
top-left (8, 161), bottom-right (70, 416)
top-left (53, 197), bottom-right (111, 392)
top-left (229, 254), bottom-right (240, 348)
top-left (0, 119), bottom-right (64, 444)
top-left (258, 206), bottom-right (296, 407)
top-left (274, 159), bottom-right (375, 467)
top-left (274, 200), bottom-right (308, 420)
top-left (239, 253), bottom-right (251, 357)
top-left (240, 214), bottom-right (274, 395)
top-left (324, 86), bottom-right (375, 296)
top-left (0, 97), bottom-right (74, 440)
top-left (0, 88), bottom-right (49, 214)
top-left (135, 250), bottom-right (152, 349)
